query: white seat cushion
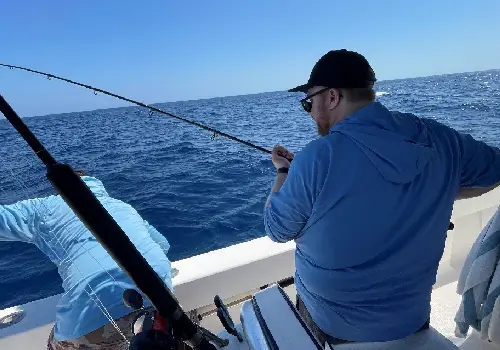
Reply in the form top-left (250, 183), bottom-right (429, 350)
top-left (332, 326), bottom-right (458, 350)
top-left (240, 284), bottom-right (323, 350)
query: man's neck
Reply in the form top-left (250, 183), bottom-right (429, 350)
top-left (333, 100), bottom-right (373, 126)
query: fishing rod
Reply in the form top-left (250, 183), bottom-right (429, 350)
top-left (0, 94), bottom-right (217, 349)
top-left (0, 63), bottom-right (271, 155)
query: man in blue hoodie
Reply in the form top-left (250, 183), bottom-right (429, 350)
top-left (0, 171), bottom-right (175, 349)
top-left (263, 49), bottom-right (500, 346)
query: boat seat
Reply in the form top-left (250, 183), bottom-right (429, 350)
top-left (332, 327), bottom-right (458, 349)
top-left (240, 284), bottom-right (323, 349)
top-left (240, 284), bottom-right (458, 349)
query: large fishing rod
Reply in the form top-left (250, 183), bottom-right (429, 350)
top-left (0, 63), bottom-right (272, 155)
top-left (0, 94), bottom-right (217, 349)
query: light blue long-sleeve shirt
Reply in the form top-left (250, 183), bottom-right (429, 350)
top-left (0, 176), bottom-right (173, 341)
top-left (264, 102), bottom-right (500, 342)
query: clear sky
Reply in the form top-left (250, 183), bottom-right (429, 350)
top-left (0, 0), bottom-right (499, 117)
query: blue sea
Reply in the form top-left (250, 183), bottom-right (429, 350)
top-left (0, 69), bottom-right (499, 309)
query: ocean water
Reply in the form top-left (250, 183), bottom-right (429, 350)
top-left (0, 69), bottom-right (499, 309)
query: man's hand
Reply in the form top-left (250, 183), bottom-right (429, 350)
top-left (272, 144), bottom-right (294, 169)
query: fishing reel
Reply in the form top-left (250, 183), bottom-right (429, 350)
top-left (129, 329), bottom-right (179, 350)
top-left (123, 289), bottom-right (184, 350)
top-left (123, 289), bottom-right (234, 349)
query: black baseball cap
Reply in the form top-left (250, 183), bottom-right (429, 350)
top-left (289, 49), bottom-right (376, 93)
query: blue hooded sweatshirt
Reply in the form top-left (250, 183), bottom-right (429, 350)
top-left (0, 176), bottom-right (173, 341)
top-left (264, 102), bottom-right (500, 342)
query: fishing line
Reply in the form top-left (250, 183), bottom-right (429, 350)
top-left (0, 63), bottom-right (272, 155)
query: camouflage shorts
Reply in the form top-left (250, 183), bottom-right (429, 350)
top-left (47, 307), bottom-right (153, 350)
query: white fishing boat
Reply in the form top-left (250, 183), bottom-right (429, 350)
top-left (1, 187), bottom-right (500, 349)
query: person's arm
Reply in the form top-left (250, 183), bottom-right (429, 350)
top-left (265, 173), bottom-right (288, 207)
top-left (0, 199), bottom-right (37, 243)
top-left (144, 220), bottom-right (170, 256)
top-left (455, 131), bottom-right (500, 198)
top-left (264, 145), bottom-right (320, 243)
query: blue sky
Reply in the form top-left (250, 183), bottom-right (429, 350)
top-left (0, 0), bottom-right (499, 117)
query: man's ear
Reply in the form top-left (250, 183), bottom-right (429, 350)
top-left (328, 89), bottom-right (341, 110)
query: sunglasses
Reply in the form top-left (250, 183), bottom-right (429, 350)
top-left (300, 87), bottom-right (343, 113)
